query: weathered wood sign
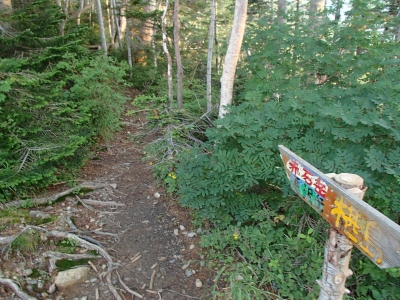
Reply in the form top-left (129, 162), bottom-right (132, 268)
top-left (279, 145), bottom-right (400, 269)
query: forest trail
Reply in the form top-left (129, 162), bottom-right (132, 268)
top-left (0, 92), bottom-right (214, 300)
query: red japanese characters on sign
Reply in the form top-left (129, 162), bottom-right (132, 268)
top-left (279, 145), bottom-right (400, 269)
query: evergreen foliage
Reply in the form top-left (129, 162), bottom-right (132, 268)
top-left (0, 3), bottom-right (128, 201)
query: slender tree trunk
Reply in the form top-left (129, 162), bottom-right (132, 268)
top-left (108, 0), bottom-right (116, 45)
top-left (393, 2), bottom-right (400, 41)
top-left (110, 0), bottom-right (122, 48)
top-left (77, 0), bottom-right (84, 25)
top-left (60, 0), bottom-right (69, 36)
top-left (173, 0), bottom-right (183, 109)
top-left (161, 0), bottom-right (173, 107)
top-left (270, 0), bottom-right (273, 22)
top-left (219, 0), bottom-right (248, 118)
top-left (94, 0), bottom-right (107, 56)
top-left (126, 31), bottom-right (133, 78)
top-left (215, 0), bottom-right (220, 75)
top-left (119, 0), bottom-right (127, 41)
top-left (88, 0), bottom-right (92, 25)
top-left (277, 0), bottom-right (286, 23)
top-left (206, 0), bottom-right (216, 112)
top-left (105, 0), bottom-right (112, 40)
top-left (141, 0), bottom-right (156, 44)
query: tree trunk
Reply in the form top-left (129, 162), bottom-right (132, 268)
top-left (110, 0), bottom-right (122, 48)
top-left (105, 0), bottom-right (112, 40)
top-left (77, 0), bottom-right (84, 25)
top-left (161, 0), bottom-right (173, 107)
top-left (126, 31), bottom-right (133, 79)
top-left (106, 0), bottom-right (115, 45)
top-left (206, 0), bottom-right (216, 112)
top-left (60, 0), bottom-right (69, 36)
top-left (173, 0), bottom-right (183, 109)
top-left (317, 173), bottom-right (366, 300)
top-left (218, 0), bottom-right (248, 118)
top-left (277, 0), bottom-right (286, 24)
top-left (94, 0), bottom-right (107, 56)
top-left (119, 0), bottom-right (127, 41)
top-left (141, 0), bottom-right (156, 44)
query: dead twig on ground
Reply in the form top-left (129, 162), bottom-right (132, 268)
top-left (149, 269), bottom-right (156, 290)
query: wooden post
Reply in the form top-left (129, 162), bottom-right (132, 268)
top-left (317, 173), bottom-right (366, 300)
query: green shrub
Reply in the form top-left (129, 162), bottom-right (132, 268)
top-left (0, 55), bottom-right (128, 200)
top-left (176, 3), bottom-right (400, 298)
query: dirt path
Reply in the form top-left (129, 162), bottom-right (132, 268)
top-left (0, 95), bottom-right (214, 299)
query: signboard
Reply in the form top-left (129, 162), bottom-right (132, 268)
top-left (279, 145), bottom-right (400, 269)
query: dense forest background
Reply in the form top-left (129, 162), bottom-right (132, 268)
top-left (1, 0), bottom-right (400, 298)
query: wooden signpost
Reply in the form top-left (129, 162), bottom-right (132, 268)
top-left (278, 145), bottom-right (400, 269)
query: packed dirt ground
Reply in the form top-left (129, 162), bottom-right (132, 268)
top-left (0, 93), bottom-right (216, 300)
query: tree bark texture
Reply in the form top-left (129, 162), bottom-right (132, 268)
top-left (60, 0), bottom-right (69, 36)
top-left (219, 0), bottom-right (248, 118)
top-left (173, 0), bottom-right (183, 109)
top-left (105, 0), bottom-right (112, 39)
top-left (94, 0), bottom-right (107, 56)
top-left (206, 0), bottom-right (216, 112)
top-left (110, 0), bottom-right (122, 48)
top-left (141, 0), bottom-right (156, 44)
top-left (161, 0), bottom-right (173, 107)
top-left (119, 0), bottom-right (127, 41)
top-left (317, 173), bottom-right (366, 300)
top-left (277, 0), bottom-right (286, 24)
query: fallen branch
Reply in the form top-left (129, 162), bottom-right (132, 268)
top-left (0, 278), bottom-right (37, 300)
top-left (149, 270), bottom-right (156, 290)
top-left (5, 182), bottom-right (108, 208)
top-left (88, 260), bottom-right (99, 273)
top-left (42, 251), bottom-right (101, 273)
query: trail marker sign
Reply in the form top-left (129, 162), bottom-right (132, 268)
top-left (279, 145), bottom-right (400, 269)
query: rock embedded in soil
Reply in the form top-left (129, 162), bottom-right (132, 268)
top-left (29, 210), bottom-right (50, 219)
top-left (54, 266), bottom-right (91, 290)
top-left (48, 283), bottom-right (56, 294)
top-left (195, 279), bottom-right (203, 288)
top-left (185, 270), bottom-right (194, 278)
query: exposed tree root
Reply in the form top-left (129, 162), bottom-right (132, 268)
top-left (0, 226), bottom-right (139, 300)
top-left (43, 251), bottom-right (101, 273)
top-left (5, 181), bottom-right (109, 208)
top-left (0, 278), bottom-right (37, 300)
top-left (116, 270), bottom-right (143, 299)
